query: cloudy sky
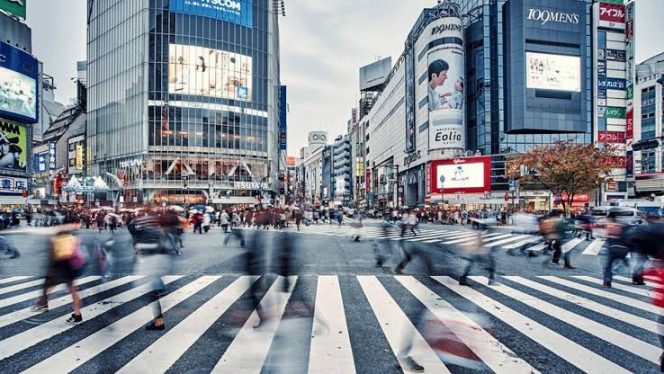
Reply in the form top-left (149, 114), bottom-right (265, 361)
top-left (27, 0), bottom-right (663, 155)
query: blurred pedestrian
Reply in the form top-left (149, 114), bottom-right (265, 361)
top-left (602, 212), bottom-right (629, 287)
top-left (459, 228), bottom-right (496, 286)
top-left (31, 223), bottom-right (86, 324)
top-left (643, 258), bottom-right (664, 371)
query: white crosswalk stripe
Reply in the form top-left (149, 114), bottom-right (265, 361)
top-left (238, 225), bottom-right (609, 256)
top-left (0, 273), bottom-right (659, 372)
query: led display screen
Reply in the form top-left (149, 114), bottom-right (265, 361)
top-left (526, 52), bottom-right (581, 92)
top-left (168, 44), bottom-right (252, 101)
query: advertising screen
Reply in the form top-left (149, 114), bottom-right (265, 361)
top-left (0, 42), bottom-right (38, 123)
top-left (0, 119), bottom-right (27, 172)
top-left (526, 52), bottom-right (580, 92)
top-left (404, 47), bottom-right (416, 153)
top-left (431, 156), bottom-right (491, 194)
top-left (427, 17), bottom-right (465, 151)
top-left (170, 0), bottom-right (252, 28)
top-left (168, 44), bottom-right (252, 101)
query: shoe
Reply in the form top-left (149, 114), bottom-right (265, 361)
top-left (400, 356), bottom-right (424, 373)
top-left (459, 277), bottom-right (469, 286)
top-left (66, 313), bottom-right (83, 324)
top-left (603, 281), bottom-right (612, 288)
top-left (30, 304), bottom-right (48, 313)
top-left (633, 281), bottom-right (646, 285)
top-left (564, 264), bottom-right (576, 269)
top-left (488, 278), bottom-right (497, 286)
top-left (394, 268), bottom-right (404, 275)
top-left (660, 352), bottom-right (664, 372)
top-left (145, 321), bottom-right (165, 330)
top-left (551, 260), bottom-right (560, 265)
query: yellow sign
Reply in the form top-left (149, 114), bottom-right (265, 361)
top-left (75, 143), bottom-right (84, 170)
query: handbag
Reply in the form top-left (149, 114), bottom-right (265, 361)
top-left (68, 239), bottom-right (86, 273)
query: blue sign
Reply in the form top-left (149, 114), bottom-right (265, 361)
top-left (170, 0), bottom-right (253, 28)
top-left (598, 77), bottom-right (626, 90)
top-left (278, 85), bottom-right (287, 151)
top-left (0, 42), bottom-right (39, 124)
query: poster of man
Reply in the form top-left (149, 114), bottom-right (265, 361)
top-left (0, 120), bottom-right (27, 171)
top-left (427, 33), bottom-right (465, 151)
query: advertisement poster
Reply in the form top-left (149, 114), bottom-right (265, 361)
top-left (599, 3), bottom-right (625, 30)
top-left (278, 85), bottom-right (287, 150)
top-left (75, 143), bottom-right (84, 170)
top-left (168, 44), bottom-right (252, 101)
top-left (404, 47), bottom-right (416, 153)
top-left (0, 176), bottom-right (27, 193)
top-left (430, 156), bottom-right (491, 194)
top-left (427, 18), bottom-right (465, 151)
top-left (0, 42), bottom-right (38, 123)
top-left (604, 106), bottom-right (625, 119)
top-left (604, 49), bottom-right (626, 62)
top-left (526, 52), bottom-right (581, 92)
top-left (626, 150), bottom-right (633, 178)
top-left (170, 0), bottom-right (252, 28)
top-left (598, 131), bottom-right (626, 144)
top-left (0, 119), bottom-right (27, 172)
top-left (598, 77), bottom-right (626, 90)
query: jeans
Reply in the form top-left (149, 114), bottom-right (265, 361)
top-left (603, 244), bottom-right (628, 283)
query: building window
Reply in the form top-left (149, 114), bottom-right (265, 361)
top-left (598, 31), bottom-right (606, 50)
top-left (597, 117), bottom-right (607, 131)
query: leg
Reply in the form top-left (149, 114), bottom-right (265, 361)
top-left (67, 282), bottom-right (81, 316)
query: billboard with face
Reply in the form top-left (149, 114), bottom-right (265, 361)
top-left (0, 119), bottom-right (27, 172)
top-left (168, 44), bottom-right (252, 101)
top-left (427, 17), bottom-right (465, 151)
top-left (0, 42), bottom-right (38, 123)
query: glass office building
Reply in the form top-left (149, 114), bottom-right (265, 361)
top-left (460, 0), bottom-right (593, 156)
top-left (87, 0), bottom-right (281, 206)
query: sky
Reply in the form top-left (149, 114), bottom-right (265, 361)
top-left (25, 0), bottom-right (664, 155)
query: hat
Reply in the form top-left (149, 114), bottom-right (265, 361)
top-left (0, 133), bottom-right (19, 145)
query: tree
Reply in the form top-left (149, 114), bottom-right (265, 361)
top-left (506, 141), bottom-right (619, 216)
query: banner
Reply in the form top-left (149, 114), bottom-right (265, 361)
top-left (0, 0), bottom-right (26, 18)
top-left (598, 131), bottom-right (626, 143)
top-left (278, 85), bottom-right (287, 150)
top-left (626, 150), bottom-right (633, 177)
top-left (427, 17), bottom-right (465, 151)
top-left (599, 3), bottom-right (625, 29)
top-left (75, 143), bottom-right (84, 170)
top-left (598, 77), bottom-right (625, 90)
top-left (605, 106), bottom-right (625, 119)
top-left (169, 0), bottom-right (252, 28)
top-left (0, 119), bottom-right (27, 172)
top-left (404, 47), bottom-right (416, 152)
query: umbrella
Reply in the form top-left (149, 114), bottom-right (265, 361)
top-left (205, 206), bottom-right (215, 213)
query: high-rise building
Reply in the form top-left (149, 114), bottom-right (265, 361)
top-left (87, 0), bottom-right (282, 207)
top-left (332, 134), bottom-right (351, 206)
top-left (0, 10), bottom-right (37, 205)
top-left (631, 52), bottom-right (664, 195)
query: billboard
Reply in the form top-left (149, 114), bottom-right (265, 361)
top-left (0, 0), bottom-right (26, 18)
top-left (0, 119), bottom-right (27, 172)
top-left (359, 57), bottom-right (392, 91)
top-left (168, 44), bottom-right (252, 101)
top-left (33, 151), bottom-right (48, 173)
top-left (427, 17), bottom-right (465, 151)
top-left (599, 3), bottom-right (625, 30)
top-left (0, 176), bottom-right (27, 193)
top-left (170, 0), bottom-right (252, 28)
top-left (604, 106), bottom-right (625, 119)
top-left (404, 47), bottom-right (416, 153)
top-left (0, 42), bottom-right (38, 123)
top-left (598, 131), bottom-right (626, 143)
top-left (604, 49), bottom-right (626, 62)
top-left (598, 76), bottom-right (625, 90)
top-left (279, 85), bottom-right (287, 150)
top-left (430, 156), bottom-right (491, 194)
top-left (526, 52), bottom-right (581, 92)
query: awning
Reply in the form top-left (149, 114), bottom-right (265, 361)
top-left (0, 196), bottom-right (27, 205)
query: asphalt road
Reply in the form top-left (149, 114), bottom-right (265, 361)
top-left (0, 222), bottom-right (659, 373)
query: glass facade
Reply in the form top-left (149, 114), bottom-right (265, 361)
top-left (460, 0), bottom-right (592, 156)
top-left (641, 86), bottom-right (656, 140)
top-left (87, 0), bottom-right (280, 204)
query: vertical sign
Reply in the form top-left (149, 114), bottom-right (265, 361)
top-left (404, 46), bottom-right (416, 153)
top-left (625, 150), bottom-right (633, 178)
top-left (624, 1), bottom-right (635, 149)
top-left (48, 142), bottom-right (56, 170)
top-left (279, 85), bottom-right (287, 150)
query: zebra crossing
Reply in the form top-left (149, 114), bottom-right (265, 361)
top-left (0, 273), bottom-right (660, 373)
top-left (259, 223), bottom-right (611, 256)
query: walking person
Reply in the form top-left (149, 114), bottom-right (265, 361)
top-left (220, 210), bottom-right (230, 233)
top-left (602, 212), bottom-right (629, 287)
top-left (129, 211), bottom-right (174, 330)
top-left (31, 223), bottom-right (86, 324)
top-left (643, 258), bottom-right (664, 371)
top-left (458, 228), bottom-right (496, 286)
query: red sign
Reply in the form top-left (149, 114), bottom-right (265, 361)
top-left (365, 169), bottom-right (371, 193)
top-left (599, 3), bottom-right (625, 24)
top-left (611, 156), bottom-right (627, 169)
top-left (425, 162), bottom-right (431, 195)
top-left (626, 20), bottom-right (634, 39)
top-left (598, 131), bottom-right (626, 144)
top-left (430, 156), bottom-right (491, 195)
top-left (626, 109), bottom-right (634, 140)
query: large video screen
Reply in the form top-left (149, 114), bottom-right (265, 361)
top-left (168, 44), bottom-right (252, 101)
top-left (0, 66), bottom-right (37, 122)
top-left (431, 156), bottom-right (491, 194)
top-left (170, 0), bottom-right (253, 28)
top-left (526, 52), bottom-right (581, 92)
